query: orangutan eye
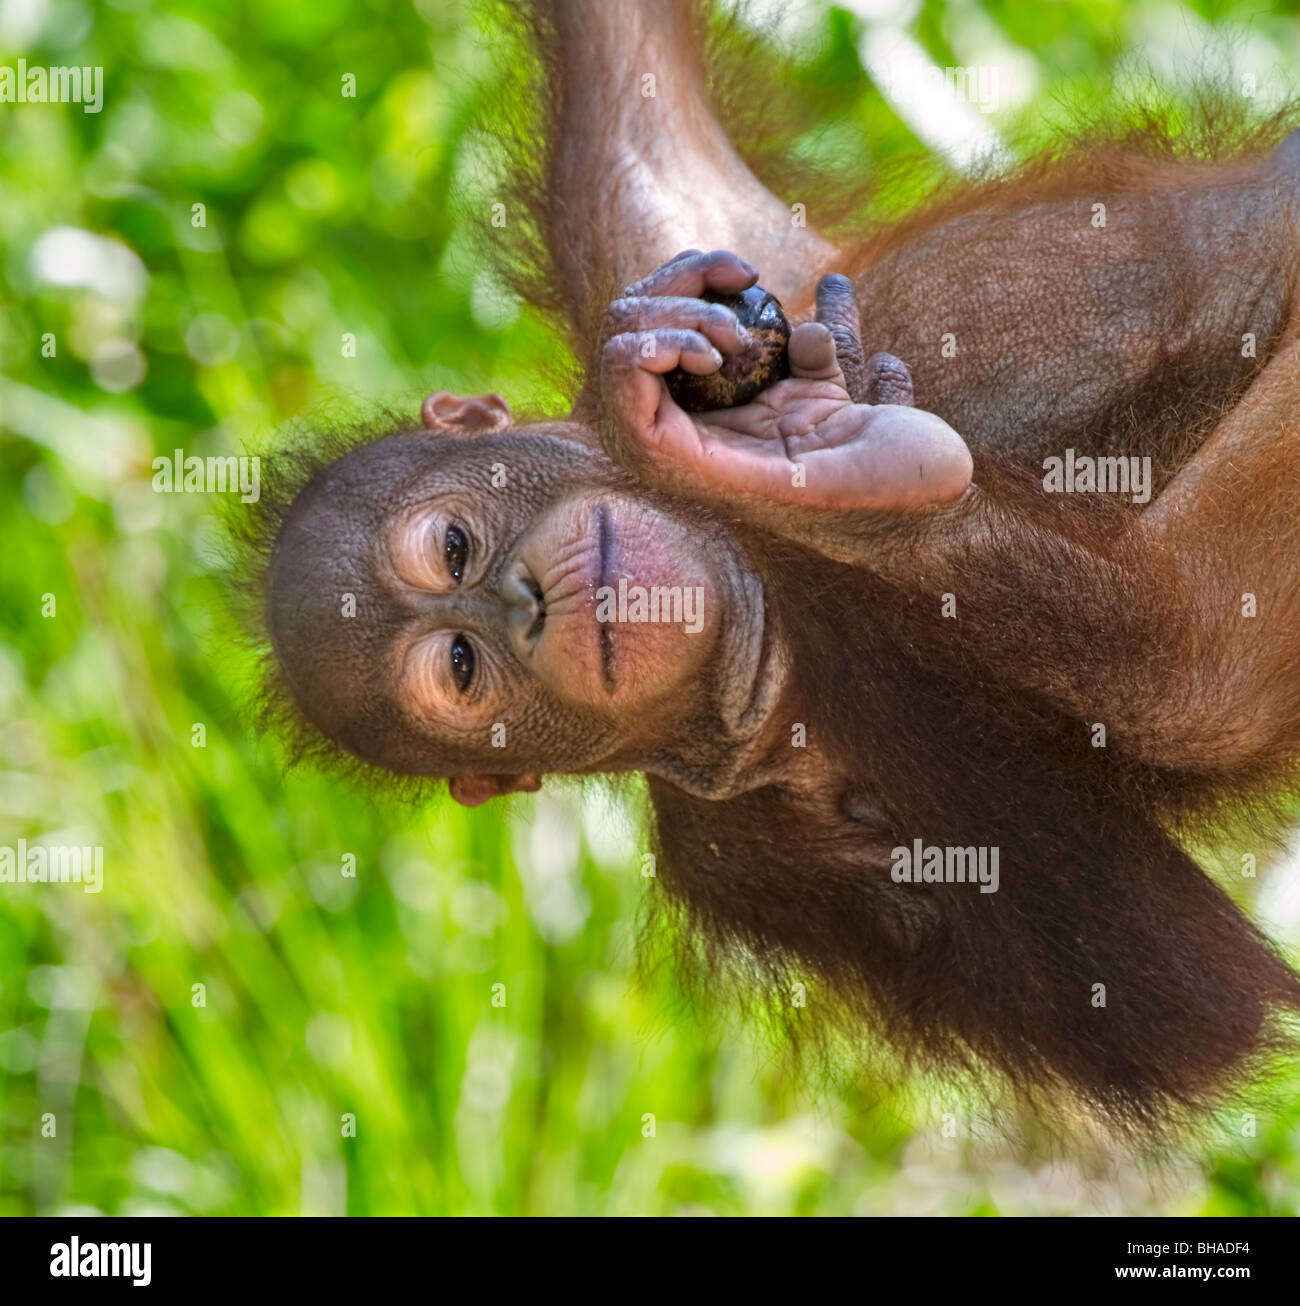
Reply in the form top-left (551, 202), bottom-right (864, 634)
top-left (450, 634), bottom-right (476, 692)
top-left (445, 525), bottom-right (470, 584)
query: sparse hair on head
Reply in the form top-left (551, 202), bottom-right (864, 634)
top-left (218, 402), bottom-right (453, 802)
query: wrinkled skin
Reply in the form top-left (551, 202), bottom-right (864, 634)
top-left (255, 0), bottom-right (1300, 1135)
top-left (265, 418), bottom-right (767, 806)
top-left (264, 251), bottom-right (969, 807)
top-left (599, 249), bottom-right (970, 511)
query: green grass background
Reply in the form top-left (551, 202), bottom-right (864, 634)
top-left (1, 0), bottom-right (1299, 1215)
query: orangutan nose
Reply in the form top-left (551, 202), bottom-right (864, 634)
top-left (502, 561), bottom-right (545, 653)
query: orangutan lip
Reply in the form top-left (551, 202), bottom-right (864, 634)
top-left (596, 504), bottom-right (615, 691)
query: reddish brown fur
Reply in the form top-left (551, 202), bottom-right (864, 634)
top-left (235, 4), bottom-right (1300, 1142)
top-left (647, 471), bottom-right (1300, 1140)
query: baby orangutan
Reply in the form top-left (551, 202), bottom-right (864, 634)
top-left (248, 0), bottom-right (1300, 1138)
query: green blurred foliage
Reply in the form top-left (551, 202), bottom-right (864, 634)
top-left (1, 0), bottom-right (1299, 1215)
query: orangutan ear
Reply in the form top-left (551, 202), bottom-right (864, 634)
top-left (448, 773), bottom-right (542, 807)
top-left (420, 391), bottom-right (512, 435)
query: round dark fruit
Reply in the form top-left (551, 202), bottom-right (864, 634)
top-left (665, 285), bottom-right (791, 412)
